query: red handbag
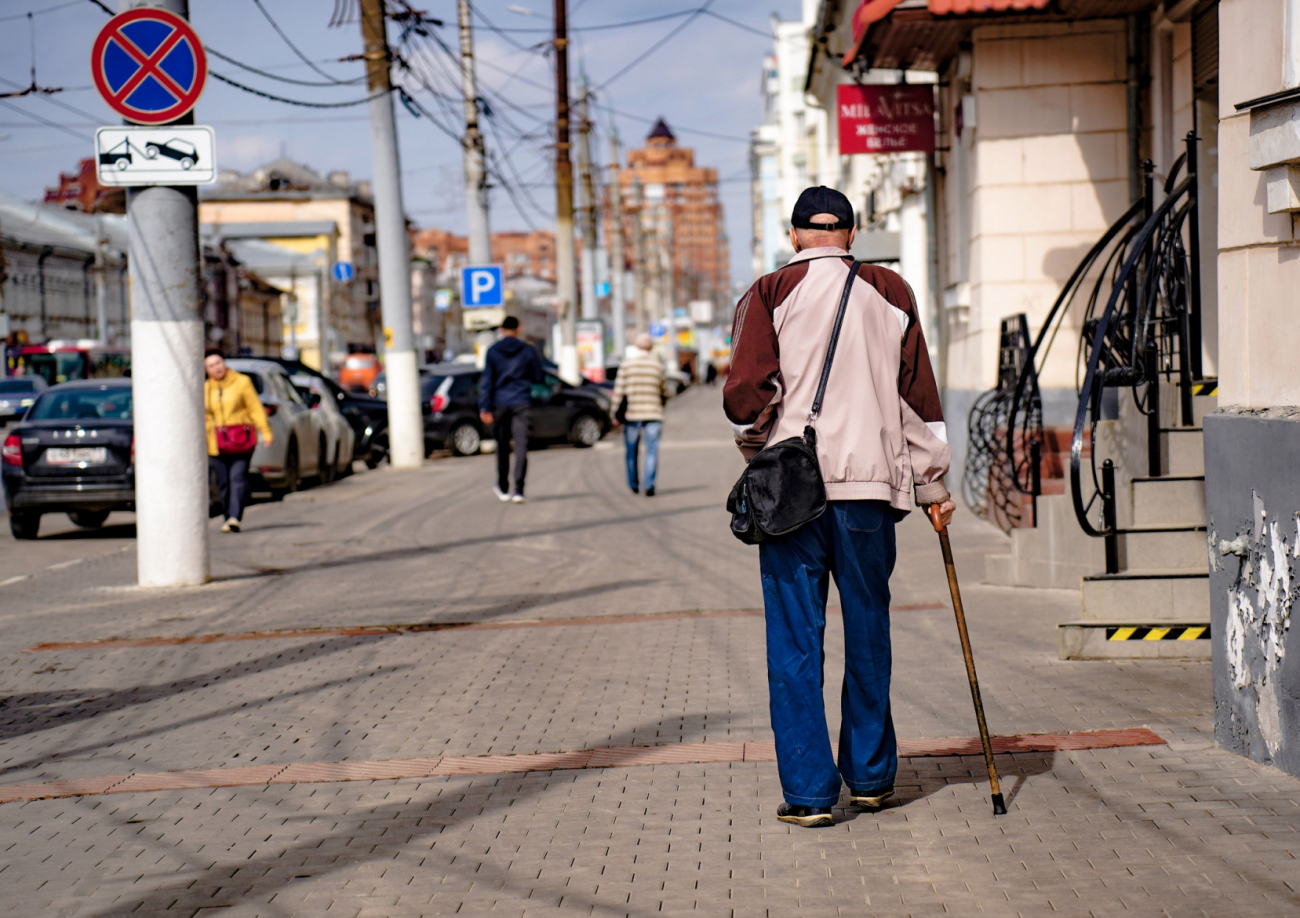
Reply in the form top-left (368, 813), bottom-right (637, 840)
top-left (215, 424), bottom-right (257, 454)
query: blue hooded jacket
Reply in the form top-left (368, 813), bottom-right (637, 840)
top-left (479, 336), bottom-right (544, 412)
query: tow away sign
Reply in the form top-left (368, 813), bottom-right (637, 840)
top-left (95, 126), bottom-right (216, 185)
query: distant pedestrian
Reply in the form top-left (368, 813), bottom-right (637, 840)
top-left (204, 348), bottom-right (273, 533)
top-left (479, 316), bottom-right (543, 503)
top-left (724, 186), bottom-right (954, 828)
top-left (614, 333), bottom-right (669, 496)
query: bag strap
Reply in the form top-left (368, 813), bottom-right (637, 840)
top-left (808, 259), bottom-right (861, 423)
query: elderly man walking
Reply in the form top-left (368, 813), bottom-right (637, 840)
top-left (724, 186), bottom-right (955, 827)
top-left (614, 333), bottom-right (669, 496)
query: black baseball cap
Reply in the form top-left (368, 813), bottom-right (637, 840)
top-left (791, 185), bottom-right (855, 231)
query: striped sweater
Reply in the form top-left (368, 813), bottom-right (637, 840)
top-left (614, 351), bottom-right (668, 422)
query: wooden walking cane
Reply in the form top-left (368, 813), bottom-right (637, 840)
top-left (927, 504), bottom-right (1007, 816)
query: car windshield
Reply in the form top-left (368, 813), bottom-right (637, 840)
top-left (421, 375), bottom-right (447, 396)
top-left (28, 386), bottom-right (132, 420)
top-left (0, 379), bottom-right (41, 393)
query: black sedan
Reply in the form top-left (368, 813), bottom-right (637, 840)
top-left (422, 364), bottom-right (612, 456)
top-left (258, 357), bottom-right (390, 468)
top-left (2, 380), bottom-right (136, 539)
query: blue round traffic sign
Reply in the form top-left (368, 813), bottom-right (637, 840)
top-left (332, 262), bottom-right (355, 283)
top-left (91, 8), bottom-right (207, 125)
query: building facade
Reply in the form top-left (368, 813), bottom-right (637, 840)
top-left (199, 159), bottom-right (380, 371)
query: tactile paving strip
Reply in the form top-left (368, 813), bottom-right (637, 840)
top-left (0, 728), bottom-right (1164, 804)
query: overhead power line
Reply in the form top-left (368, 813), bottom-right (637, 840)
top-left (0, 0), bottom-right (81, 22)
top-left (251, 0), bottom-right (356, 85)
top-left (595, 0), bottom-right (717, 91)
top-left (209, 72), bottom-right (387, 108)
top-left (206, 46), bottom-right (367, 87)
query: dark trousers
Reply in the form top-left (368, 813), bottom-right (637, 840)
top-left (758, 501), bottom-right (898, 806)
top-left (493, 404), bottom-right (531, 495)
top-left (211, 453), bottom-right (252, 522)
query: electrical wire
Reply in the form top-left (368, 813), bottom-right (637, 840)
top-left (471, 6), bottom-right (549, 56)
top-left (251, 0), bottom-right (356, 85)
top-left (209, 72), bottom-right (387, 108)
top-left (594, 0), bottom-right (716, 91)
top-left (0, 0), bottom-right (81, 21)
top-left (206, 46), bottom-right (367, 87)
top-left (0, 98), bottom-right (91, 141)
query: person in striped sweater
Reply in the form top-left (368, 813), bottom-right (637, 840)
top-left (614, 334), bottom-right (670, 496)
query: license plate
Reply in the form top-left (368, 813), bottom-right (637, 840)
top-left (45, 447), bottom-right (108, 465)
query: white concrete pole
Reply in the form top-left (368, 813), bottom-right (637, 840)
top-left (124, 0), bottom-right (209, 587)
top-left (458, 0), bottom-right (491, 266)
top-left (630, 177), bottom-right (646, 333)
top-left (360, 0), bottom-right (422, 467)
top-left (607, 130), bottom-right (626, 357)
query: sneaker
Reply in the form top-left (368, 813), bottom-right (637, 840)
top-left (220, 519), bottom-right (240, 533)
top-left (645, 486), bottom-right (656, 497)
top-left (630, 485), bottom-right (640, 494)
top-left (493, 486), bottom-right (510, 502)
top-left (510, 492), bottom-right (526, 504)
top-left (776, 802), bottom-right (834, 828)
top-left (849, 786), bottom-right (894, 810)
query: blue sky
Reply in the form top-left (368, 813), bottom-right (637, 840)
top-left (0, 0), bottom-right (801, 284)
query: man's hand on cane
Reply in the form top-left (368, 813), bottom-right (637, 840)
top-left (925, 499), bottom-right (956, 531)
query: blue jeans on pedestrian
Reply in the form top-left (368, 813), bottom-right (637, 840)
top-left (758, 500), bottom-right (898, 807)
top-left (211, 453), bottom-right (252, 522)
top-left (623, 421), bottom-right (662, 491)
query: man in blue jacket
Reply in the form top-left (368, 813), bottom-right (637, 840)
top-left (479, 316), bottom-right (544, 503)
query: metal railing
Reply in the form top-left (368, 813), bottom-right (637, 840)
top-left (1070, 132), bottom-right (1205, 570)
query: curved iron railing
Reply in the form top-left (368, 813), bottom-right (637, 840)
top-left (1069, 133), bottom-right (1204, 568)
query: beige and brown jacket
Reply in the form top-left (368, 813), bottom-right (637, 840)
top-left (723, 247), bottom-right (950, 512)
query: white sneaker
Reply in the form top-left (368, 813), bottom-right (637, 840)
top-left (493, 486), bottom-right (510, 502)
top-left (511, 492), bottom-right (526, 504)
top-left (220, 519), bottom-right (240, 533)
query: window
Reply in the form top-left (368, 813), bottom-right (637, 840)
top-left (29, 386), bottom-right (133, 420)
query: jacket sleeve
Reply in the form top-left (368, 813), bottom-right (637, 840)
top-left (479, 351), bottom-right (496, 413)
top-left (528, 346), bottom-right (544, 383)
top-left (866, 266), bottom-right (950, 503)
top-left (242, 377), bottom-right (273, 444)
top-left (722, 281), bottom-right (783, 460)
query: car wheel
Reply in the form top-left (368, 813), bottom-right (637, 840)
top-left (365, 432), bottom-right (388, 469)
top-left (9, 512), bottom-right (39, 540)
top-left (115, 157), bottom-right (129, 170)
top-left (68, 509), bottom-right (110, 529)
top-left (180, 157), bottom-right (194, 170)
top-left (450, 422), bottom-right (482, 456)
top-left (144, 144), bottom-right (159, 158)
top-left (271, 440), bottom-right (299, 501)
top-left (318, 435), bottom-right (335, 484)
top-left (569, 414), bottom-right (602, 448)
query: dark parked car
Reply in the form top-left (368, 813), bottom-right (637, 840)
top-left (0, 377), bottom-right (47, 422)
top-left (1, 380), bottom-right (220, 540)
top-left (258, 357), bottom-right (389, 468)
top-left (422, 364), bottom-right (612, 456)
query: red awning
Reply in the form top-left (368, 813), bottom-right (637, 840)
top-left (841, 0), bottom-right (1053, 67)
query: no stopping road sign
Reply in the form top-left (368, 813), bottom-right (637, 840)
top-left (92, 8), bottom-right (207, 125)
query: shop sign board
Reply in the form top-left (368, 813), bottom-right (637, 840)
top-left (837, 84), bottom-right (935, 155)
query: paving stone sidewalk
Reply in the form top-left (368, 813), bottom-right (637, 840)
top-left (0, 388), bottom-right (1296, 916)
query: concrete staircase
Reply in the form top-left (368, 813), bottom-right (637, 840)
top-left (984, 391), bottom-right (1214, 660)
top-left (1060, 394), bottom-right (1214, 659)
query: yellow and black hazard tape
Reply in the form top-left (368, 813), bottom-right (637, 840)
top-left (1106, 625), bottom-right (1209, 641)
top-left (1193, 382), bottom-right (1218, 397)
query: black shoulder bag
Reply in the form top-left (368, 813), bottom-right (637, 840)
top-left (726, 260), bottom-right (860, 545)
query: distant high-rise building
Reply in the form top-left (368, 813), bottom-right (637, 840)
top-left (614, 120), bottom-right (729, 311)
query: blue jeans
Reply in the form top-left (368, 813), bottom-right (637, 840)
top-left (211, 453), bottom-right (251, 522)
top-left (758, 501), bottom-right (898, 807)
top-left (623, 421), bottom-right (662, 491)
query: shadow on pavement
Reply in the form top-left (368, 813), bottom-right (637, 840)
top-left (38, 523), bottom-right (137, 541)
top-left (212, 502), bottom-right (715, 583)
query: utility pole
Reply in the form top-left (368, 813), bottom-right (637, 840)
top-left (126, 0), bottom-right (207, 587)
top-left (607, 130), bottom-right (626, 357)
top-left (457, 0), bottom-right (490, 266)
top-left (575, 76), bottom-right (598, 321)
top-left (659, 203), bottom-right (678, 369)
top-left (360, 0), bottom-right (423, 468)
top-left (630, 176), bottom-right (646, 333)
top-left (93, 214), bottom-right (109, 344)
top-left (553, 0), bottom-right (579, 383)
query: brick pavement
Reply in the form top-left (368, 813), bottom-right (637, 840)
top-left (0, 387), bottom-right (1297, 916)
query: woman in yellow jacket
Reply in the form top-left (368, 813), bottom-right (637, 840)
top-left (204, 348), bottom-right (273, 533)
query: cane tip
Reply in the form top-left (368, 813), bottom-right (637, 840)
top-left (991, 793), bottom-right (1007, 816)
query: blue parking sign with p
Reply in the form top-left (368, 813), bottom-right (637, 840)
top-left (461, 265), bottom-right (504, 308)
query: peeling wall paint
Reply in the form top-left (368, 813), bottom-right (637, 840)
top-left (1204, 412), bottom-right (1300, 778)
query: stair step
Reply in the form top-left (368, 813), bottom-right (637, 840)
top-left (1121, 527), bottom-right (1207, 570)
top-left (1058, 620), bottom-right (1211, 659)
top-left (1161, 428), bottom-right (1204, 476)
top-left (1080, 568), bottom-right (1209, 621)
top-left (1131, 476), bottom-right (1205, 527)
